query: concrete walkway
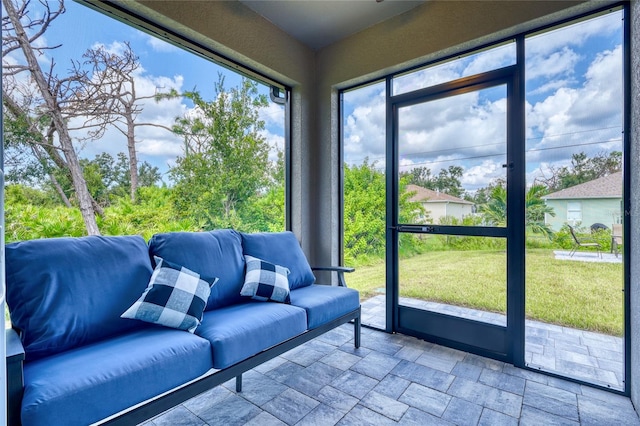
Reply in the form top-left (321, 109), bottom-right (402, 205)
top-left (142, 323), bottom-right (637, 425)
top-left (553, 250), bottom-right (622, 263)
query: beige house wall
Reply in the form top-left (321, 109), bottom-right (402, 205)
top-left (424, 202), bottom-right (473, 224)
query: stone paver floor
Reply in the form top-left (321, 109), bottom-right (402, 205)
top-left (142, 323), bottom-right (638, 425)
top-left (362, 295), bottom-right (625, 391)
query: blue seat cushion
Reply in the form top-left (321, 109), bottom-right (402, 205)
top-left (21, 327), bottom-right (213, 426)
top-left (6, 235), bottom-right (153, 361)
top-left (241, 231), bottom-right (315, 290)
top-left (148, 230), bottom-right (245, 310)
top-left (196, 302), bottom-right (307, 369)
top-left (290, 285), bottom-right (360, 329)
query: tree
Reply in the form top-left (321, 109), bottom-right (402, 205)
top-left (343, 160), bottom-right (425, 262)
top-left (479, 182), bottom-right (555, 239)
top-left (537, 151), bottom-right (622, 192)
top-left (401, 165), bottom-right (464, 197)
top-left (71, 43), bottom-right (173, 202)
top-left (53, 152), bottom-right (162, 206)
top-left (169, 76), bottom-right (271, 229)
top-left (3, 0), bottom-right (100, 234)
top-left (242, 149), bottom-right (286, 232)
top-left (343, 161), bottom-right (387, 261)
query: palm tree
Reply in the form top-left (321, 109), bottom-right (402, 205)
top-left (479, 184), bottom-right (555, 239)
top-left (525, 184), bottom-right (555, 239)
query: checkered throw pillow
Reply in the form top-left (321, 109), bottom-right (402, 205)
top-left (240, 255), bottom-right (291, 303)
top-left (121, 256), bottom-right (217, 333)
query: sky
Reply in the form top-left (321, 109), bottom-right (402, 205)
top-left (4, 0), bottom-right (285, 184)
top-left (4, 3), bottom-right (623, 194)
top-left (343, 10), bottom-right (624, 196)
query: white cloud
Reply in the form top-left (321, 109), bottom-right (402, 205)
top-left (259, 102), bottom-right (285, 129)
top-left (463, 160), bottom-right (504, 187)
top-left (343, 97), bottom-right (386, 165)
top-left (344, 34), bottom-right (622, 192)
top-left (526, 47), bottom-right (581, 81)
top-left (526, 13), bottom-right (620, 57)
top-left (527, 44), bottom-right (623, 167)
top-left (146, 35), bottom-right (179, 53)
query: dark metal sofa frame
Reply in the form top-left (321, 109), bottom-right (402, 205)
top-left (6, 267), bottom-right (360, 426)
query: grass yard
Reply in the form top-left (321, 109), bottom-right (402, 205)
top-left (346, 249), bottom-right (624, 336)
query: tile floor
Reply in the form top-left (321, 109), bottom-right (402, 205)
top-left (142, 323), bottom-right (638, 425)
top-left (361, 295), bottom-right (625, 391)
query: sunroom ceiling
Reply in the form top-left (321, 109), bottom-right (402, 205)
top-left (239, 0), bottom-right (427, 50)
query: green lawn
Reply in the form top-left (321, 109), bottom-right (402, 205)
top-left (346, 249), bottom-right (624, 336)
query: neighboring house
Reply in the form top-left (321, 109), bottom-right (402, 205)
top-left (406, 184), bottom-right (474, 224)
top-left (542, 172), bottom-right (623, 231)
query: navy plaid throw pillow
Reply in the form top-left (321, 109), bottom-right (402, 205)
top-left (240, 255), bottom-right (291, 303)
top-left (121, 256), bottom-right (217, 332)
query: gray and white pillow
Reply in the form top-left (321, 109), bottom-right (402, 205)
top-left (122, 256), bottom-right (217, 332)
top-left (241, 255), bottom-right (291, 303)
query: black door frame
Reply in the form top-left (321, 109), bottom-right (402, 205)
top-left (386, 65), bottom-right (524, 363)
top-left (339, 3), bottom-right (629, 395)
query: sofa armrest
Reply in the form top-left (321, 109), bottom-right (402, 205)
top-left (311, 266), bottom-right (355, 287)
top-left (6, 328), bottom-right (25, 426)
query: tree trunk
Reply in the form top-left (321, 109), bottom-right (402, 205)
top-left (126, 109), bottom-right (138, 202)
top-left (4, 0), bottom-right (100, 235)
top-left (31, 145), bottom-right (72, 208)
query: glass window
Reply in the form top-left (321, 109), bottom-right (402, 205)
top-left (341, 80), bottom-right (386, 329)
top-left (2, 1), bottom-right (287, 242)
top-left (567, 202), bottom-right (582, 224)
top-left (392, 42), bottom-right (516, 96)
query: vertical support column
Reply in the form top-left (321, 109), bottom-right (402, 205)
top-left (628, 0), bottom-right (640, 411)
top-left (354, 310), bottom-right (361, 349)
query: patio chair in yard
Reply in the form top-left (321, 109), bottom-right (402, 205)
top-left (568, 224), bottom-right (602, 258)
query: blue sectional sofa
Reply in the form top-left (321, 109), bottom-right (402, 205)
top-left (5, 230), bottom-right (360, 426)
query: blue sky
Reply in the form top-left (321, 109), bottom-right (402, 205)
top-left (343, 9), bottom-right (624, 194)
top-left (10, 1), bottom-right (285, 183)
top-left (5, 3), bottom-right (623, 193)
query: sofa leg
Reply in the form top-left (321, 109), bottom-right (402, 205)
top-left (236, 374), bottom-right (243, 393)
top-left (354, 315), bottom-right (361, 349)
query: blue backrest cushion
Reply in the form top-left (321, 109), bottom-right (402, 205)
top-left (241, 231), bottom-right (315, 290)
top-left (148, 230), bottom-right (245, 310)
top-left (6, 235), bottom-right (153, 361)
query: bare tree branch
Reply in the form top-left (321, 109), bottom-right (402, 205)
top-left (3, 0), bottom-right (100, 235)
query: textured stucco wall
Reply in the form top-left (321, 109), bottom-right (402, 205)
top-left (630, 0), bottom-right (640, 412)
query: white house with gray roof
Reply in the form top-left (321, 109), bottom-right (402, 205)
top-left (542, 172), bottom-right (623, 232)
top-left (406, 184), bottom-right (474, 224)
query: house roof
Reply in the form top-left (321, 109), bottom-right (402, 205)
top-left (406, 184), bottom-right (474, 205)
top-left (542, 171), bottom-right (622, 200)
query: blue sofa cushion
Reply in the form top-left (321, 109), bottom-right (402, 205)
top-left (148, 230), bottom-right (245, 310)
top-left (241, 231), bottom-right (315, 290)
top-left (5, 235), bottom-right (153, 361)
top-left (240, 255), bottom-right (291, 304)
top-left (290, 285), bottom-right (360, 329)
top-left (21, 327), bottom-right (213, 426)
top-left (196, 302), bottom-right (307, 369)
top-left (122, 257), bottom-right (217, 332)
